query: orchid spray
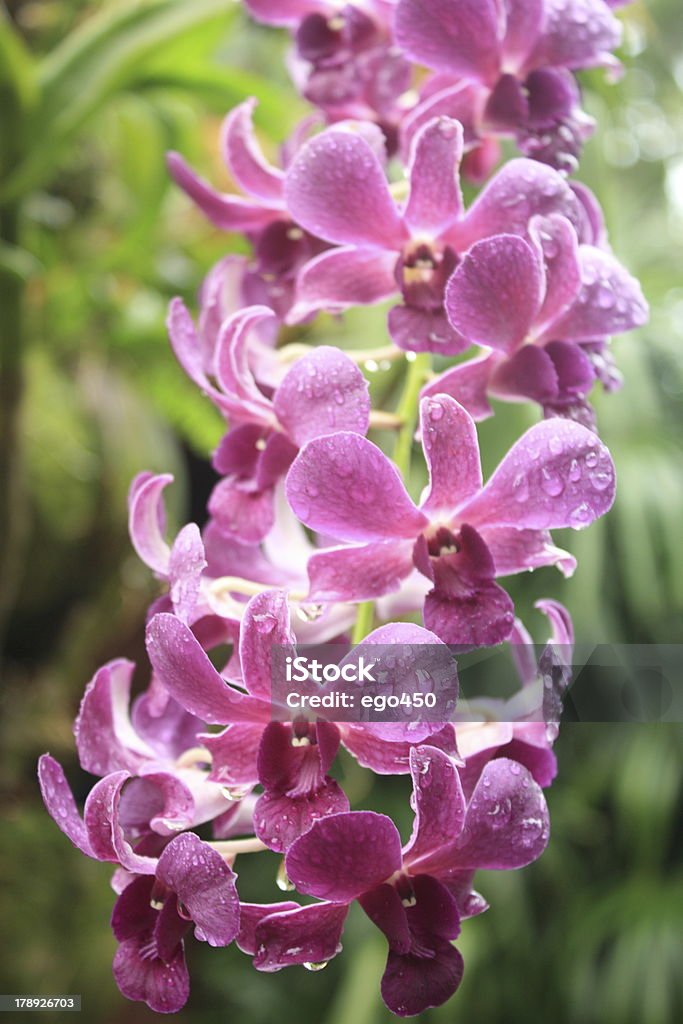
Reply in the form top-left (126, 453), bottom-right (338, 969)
top-left (40, 0), bottom-right (647, 1015)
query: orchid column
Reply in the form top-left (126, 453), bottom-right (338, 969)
top-left (39, 0), bottom-right (647, 1017)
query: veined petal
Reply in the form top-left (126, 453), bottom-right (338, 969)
top-left (403, 746), bottom-right (466, 866)
top-left (525, 0), bottom-right (622, 72)
top-left (529, 214), bottom-right (582, 336)
top-left (240, 589), bottom-right (296, 701)
top-left (168, 524), bottom-right (206, 624)
top-left (456, 758), bottom-right (550, 868)
top-left (421, 355), bottom-right (495, 422)
top-left (146, 613), bottom-right (269, 725)
top-left (481, 526), bottom-right (577, 577)
top-left (275, 346), bottom-right (370, 446)
top-left (253, 902), bottom-right (348, 971)
top-left (167, 152), bottom-right (279, 231)
top-left (38, 755), bottom-right (94, 857)
top-left (286, 433), bottom-right (428, 542)
top-left (456, 159), bottom-right (582, 249)
top-left (74, 659), bottom-right (156, 775)
top-left (457, 418), bottom-right (616, 530)
top-left (404, 117), bottom-right (464, 237)
top-left (287, 247), bottom-right (398, 322)
top-left (286, 811), bottom-right (403, 901)
top-left (445, 235), bottom-right (543, 352)
top-left (156, 832), bottom-right (239, 946)
top-left (395, 0), bottom-right (500, 83)
top-left (244, 0), bottom-right (327, 25)
top-left (501, 0), bottom-right (544, 69)
top-left (284, 129), bottom-right (406, 249)
top-left (307, 540), bottom-right (414, 602)
top-left (221, 99), bottom-right (284, 203)
top-left (549, 247), bottom-right (649, 341)
top-left (419, 396), bottom-right (482, 517)
top-left (128, 473), bottom-right (172, 576)
top-left (214, 305), bottom-right (278, 423)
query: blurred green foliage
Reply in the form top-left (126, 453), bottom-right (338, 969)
top-left (0, 1), bottom-right (681, 1023)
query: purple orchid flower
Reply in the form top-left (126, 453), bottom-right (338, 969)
top-left (245, 1), bottom-right (410, 134)
top-left (111, 831), bottom-right (239, 1012)
top-left (423, 213), bottom-right (648, 425)
top-left (38, 658), bottom-right (239, 875)
top-left (167, 300), bottom-right (370, 543)
top-left (272, 745), bottom-right (549, 1015)
top-left (286, 394), bottom-right (616, 646)
top-left (395, 0), bottom-right (623, 173)
top-left (284, 115), bottom-right (588, 352)
top-left (167, 99), bottom-right (326, 319)
top-left (145, 590), bottom-right (460, 847)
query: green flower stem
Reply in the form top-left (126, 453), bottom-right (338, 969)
top-left (393, 353), bottom-right (431, 479)
top-left (351, 600), bottom-right (375, 645)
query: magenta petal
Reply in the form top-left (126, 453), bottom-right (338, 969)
top-left (203, 724), bottom-right (263, 788)
top-left (38, 755), bottom-right (94, 857)
top-left (422, 355), bottom-right (495, 421)
top-left (456, 159), bottom-right (582, 248)
top-left (214, 305), bottom-right (278, 423)
top-left (128, 473), bottom-right (172, 575)
top-left (254, 782), bottom-right (349, 853)
top-left (168, 524), bottom-right (206, 624)
top-left (445, 235), bottom-right (543, 352)
top-left (526, 0), bottom-right (621, 71)
top-left (489, 344), bottom-right (559, 404)
top-left (167, 152), bottom-right (277, 232)
top-left (307, 540), bottom-right (413, 602)
top-left (275, 346), bottom-right (370, 446)
top-left (113, 935), bottom-right (189, 1013)
top-left (458, 419), bottom-right (616, 530)
top-left (166, 298), bottom-right (232, 415)
top-left (288, 247), bottom-right (398, 322)
top-left (240, 589), bottom-right (296, 701)
top-left (253, 902), bottom-right (348, 971)
top-left (146, 613), bottom-right (268, 724)
top-left (456, 758), bottom-right (550, 868)
top-left (551, 247), bottom-right (649, 341)
top-left (244, 0), bottom-right (325, 25)
top-left (156, 833), bottom-right (239, 946)
top-left (501, 0), bottom-right (544, 68)
top-left (221, 99), bottom-right (284, 203)
top-left (482, 526), bottom-right (576, 577)
top-left (381, 942), bottom-right (464, 1017)
top-left (83, 772), bottom-right (157, 874)
top-left (404, 117), bottom-right (463, 236)
top-left (284, 129), bottom-right (405, 249)
top-left (286, 811), bottom-right (403, 901)
top-left (529, 214), bottom-right (582, 335)
top-left (395, 0), bottom-right (500, 82)
top-left (286, 433), bottom-right (427, 542)
top-left (388, 305), bottom-right (470, 356)
top-left (74, 659), bottom-right (154, 775)
top-left (419, 395), bottom-right (483, 516)
top-left (237, 901), bottom-right (299, 954)
top-left (544, 339), bottom-right (596, 400)
top-left (403, 746), bottom-right (466, 866)
top-left (208, 477), bottom-right (275, 545)
top-left (359, 884), bottom-right (411, 953)
top-left (423, 578), bottom-right (515, 648)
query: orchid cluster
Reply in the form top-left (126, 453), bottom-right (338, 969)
top-left (39, 0), bottom-right (647, 1017)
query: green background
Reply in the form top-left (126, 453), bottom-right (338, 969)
top-left (0, 1), bottom-right (681, 1022)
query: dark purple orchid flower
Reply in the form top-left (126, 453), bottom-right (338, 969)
top-left (284, 115), bottom-right (588, 352)
top-left (167, 300), bottom-right (370, 544)
top-left (38, 657), bottom-right (237, 874)
top-left (111, 831), bottom-right (239, 1012)
top-left (423, 212), bottom-right (648, 425)
top-left (274, 745), bottom-right (549, 1014)
top-left (167, 99), bottom-right (326, 318)
top-left (286, 394), bottom-right (614, 645)
top-left (145, 590), bottom-right (459, 846)
top-left (395, 0), bottom-right (623, 173)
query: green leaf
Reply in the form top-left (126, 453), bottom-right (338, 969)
top-left (0, 0), bottom-right (238, 202)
